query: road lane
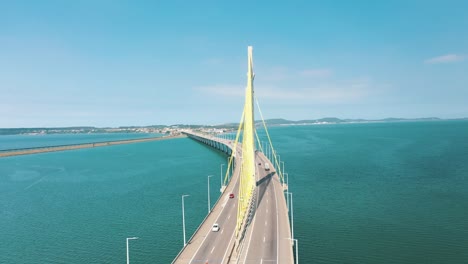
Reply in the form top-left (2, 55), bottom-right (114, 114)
top-left (188, 144), bottom-right (242, 264)
top-left (242, 154), bottom-right (278, 263)
top-left (237, 151), bottom-right (293, 264)
top-left (173, 133), bottom-right (293, 264)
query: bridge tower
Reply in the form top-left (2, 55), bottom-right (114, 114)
top-left (237, 46), bottom-right (256, 235)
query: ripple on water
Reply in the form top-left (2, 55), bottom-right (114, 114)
top-left (9, 169), bottom-right (41, 181)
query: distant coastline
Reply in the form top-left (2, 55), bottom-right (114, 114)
top-left (1, 117), bottom-right (467, 136)
top-left (0, 134), bottom-right (185, 158)
top-left (252, 117), bottom-right (468, 127)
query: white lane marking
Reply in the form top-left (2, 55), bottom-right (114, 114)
top-left (267, 199), bottom-right (269, 203)
top-left (221, 195), bottom-right (230, 207)
top-left (265, 221), bottom-right (267, 226)
top-left (228, 214), bottom-right (231, 219)
top-left (266, 209), bottom-right (268, 214)
top-left (221, 229), bottom-right (224, 234)
top-left (220, 217), bottom-right (238, 263)
top-left (263, 236), bottom-right (266, 242)
top-left (211, 246), bottom-right (215, 253)
top-left (260, 258), bottom-right (263, 264)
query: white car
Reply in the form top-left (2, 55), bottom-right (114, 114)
top-left (212, 223), bottom-right (220, 232)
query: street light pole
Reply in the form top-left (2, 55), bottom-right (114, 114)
top-left (295, 238), bottom-right (298, 264)
top-left (229, 155), bottom-right (234, 180)
top-left (289, 192), bottom-right (294, 242)
top-left (282, 161), bottom-right (285, 180)
top-left (126, 237), bottom-right (138, 264)
top-left (227, 157), bottom-right (232, 180)
top-left (269, 145), bottom-right (271, 161)
top-left (267, 145), bottom-right (270, 160)
top-left (278, 154), bottom-right (281, 172)
top-left (207, 175), bottom-right (213, 213)
top-left (182, 194), bottom-right (190, 246)
top-left (285, 173), bottom-right (289, 209)
top-left (287, 238), bottom-right (298, 264)
top-left (220, 163), bottom-right (225, 189)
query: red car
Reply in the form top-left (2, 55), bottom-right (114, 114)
top-left (229, 193), bottom-right (235, 199)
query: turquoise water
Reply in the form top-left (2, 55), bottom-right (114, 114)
top-left (1, 121), bottom-right (468, 263)
top-left (264, 121), bottom-right (468, 263)
top-left (0, 133), bottom-right (162, 151)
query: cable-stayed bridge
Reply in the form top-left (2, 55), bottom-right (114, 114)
top-left (172, 47), bottom-right (297, 264)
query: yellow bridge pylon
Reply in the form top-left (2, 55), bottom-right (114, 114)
top-left (222, 46), bottom-right (285, 237)
top-left (237, 46), bottom-right (256, 235)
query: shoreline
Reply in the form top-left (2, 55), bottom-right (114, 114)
top-left (0, 134), bottom-right (186, 158)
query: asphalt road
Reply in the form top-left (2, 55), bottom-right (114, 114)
top-left (173, 133), bottom-right (293, 264)
top-left (188, 167), bottom-right (240, 264)
top-left (237, 152), bottom-right (294, 264)
top-left (173, 135), bottom-right (241, 264)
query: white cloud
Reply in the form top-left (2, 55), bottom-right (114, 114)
top-left (256, 79), bottom-right (370, 104)
top-left (424, 54), bottom-right (465, 64)
top-left (195, 77), bottom-right (376, 104)
top-left (260, 67), bottom-right (333, 81)
top-left (260, 66), bottom-right (290, 81)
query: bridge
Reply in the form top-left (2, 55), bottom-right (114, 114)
top-left (172, 47), bottom-right (297, 264)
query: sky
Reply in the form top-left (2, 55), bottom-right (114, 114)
top-left (1, 0), bottom-right (467, 127)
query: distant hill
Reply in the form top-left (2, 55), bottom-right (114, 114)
top-left (256, 118), bottom-right (295, 125)
top-left (1, 117), bottom-right (465, 135)
top-left (234, 116), bottom-right (451, 127)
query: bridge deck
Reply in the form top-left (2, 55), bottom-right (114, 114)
top-left (173, 132), bottom-right (293, 264)
top-left (234, 151), bottom-right (293, 263)
top-left (173, 134), bottom-right (241, 264)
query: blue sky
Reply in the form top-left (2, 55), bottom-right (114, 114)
top-left (1, 1), bottom-right (467, 127)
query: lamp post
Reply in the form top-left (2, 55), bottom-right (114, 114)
top-left (207, 175), bottom-right (213, 213)
top-left (288, 238), bottom-right (299, 264)
top-left (182, 194), bottom-right (190, 246)
top-left (126, 237), bottom-right (138, 264)
top-left (220, 163), bottom-right (225, 189)
top-left (285, 173), bottom-right (289, 209)
top-left (278, 154), bottom-right (281, 172)
top-left (282, 161), bottom-right (285, 180)
top-left (227, 157), bottom-right (231, 180)
top-left (230, 157), bottom-right (234, 179)
top-left (289, 192), bottom-right (294, 242)
top-left (269, 145), bottom-right (271, 161)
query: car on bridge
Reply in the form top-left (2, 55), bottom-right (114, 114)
top-left (212, 223), bottom-right (220, 232)
top-left (229, 193), bottom-right (235, 199)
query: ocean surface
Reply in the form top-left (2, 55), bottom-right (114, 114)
top-left (0, 133), bottom-right (162, 151)
top-left (1, 121), bottom-right (468, 263)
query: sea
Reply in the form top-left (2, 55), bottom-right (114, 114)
top-left (1, 121), bottom-right (467, 263)
top-left (0, 133), bottom-right (162, 151)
